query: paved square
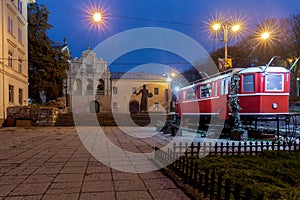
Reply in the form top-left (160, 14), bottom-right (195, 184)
top-left (0, 127), bottom-right (190, 200)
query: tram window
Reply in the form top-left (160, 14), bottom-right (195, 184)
top-left (185, 87), bottom-right (195, 100)
top-left (266, 74), bottom-right (283, 91)
top-left (220, 80), bottom-right (224, 95)
top-left (243, 74), bottom-right (255, 92)
top-left (224, 79), bottom-right (229, 95)
top-left (214, 82), bottom-right (218, 96)
top-left (200, 84), bottom-right (212, 98)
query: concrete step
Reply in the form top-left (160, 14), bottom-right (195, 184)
top-left (55, 112), bottom-right (174, 126)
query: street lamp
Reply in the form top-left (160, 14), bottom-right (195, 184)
top-left (260, 31), bottom-right (271, 63)
top-left (211, 22), bottom-right (241, 70)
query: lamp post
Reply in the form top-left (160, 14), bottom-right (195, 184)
top-left (261, 31), bottom-right (270, 64)
top-left (211, 22), bottom-right (241, 70)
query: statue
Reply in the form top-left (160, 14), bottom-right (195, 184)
top-left (136, 84), bottom-right (152, 112)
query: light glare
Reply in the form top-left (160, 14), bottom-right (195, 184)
top-left (231, 24), bottom-right (240, 32)
top-left (261, 32), bottom-right (270, 40)
top-left (212, 23), bottom-right (221, 31)
top-left (93, 12), bottom-right (102, 22)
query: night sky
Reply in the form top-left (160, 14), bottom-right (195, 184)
top-left (37, 0), bottom-right (300, 73)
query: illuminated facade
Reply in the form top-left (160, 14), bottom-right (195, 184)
top-left (67, 47), bottom-right (172, 113)
top-left (0, 0), bottom-right (35, 125)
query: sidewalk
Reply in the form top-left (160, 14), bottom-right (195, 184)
top-left (0, 126), bottom-right (190, 200)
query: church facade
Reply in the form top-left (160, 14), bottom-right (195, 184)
top-left (67, 47), bottom-right (172, 114)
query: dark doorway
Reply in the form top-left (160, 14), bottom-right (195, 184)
top-left (90, 101), bottom-right (100, 113)
top-left (129, 101), bottom-right (139, 113)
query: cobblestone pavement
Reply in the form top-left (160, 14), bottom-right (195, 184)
top-left (0, 126), bottom-right (190, 200)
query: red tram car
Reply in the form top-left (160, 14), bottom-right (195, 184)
top-left (176, 61), bottom-right (291, 128)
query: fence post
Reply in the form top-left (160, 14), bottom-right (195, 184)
top-left (220, 142), bottom-right (224, 156)
top-left (214, 142), bottom-right (218, 155)
top-left (266, 141), bottom-right (269, 151)
top-left (244, 188), bottom-right (252, 200)
top-left (226, 142), bottom-right (230, 156)
top-left (191, 142), bottom-right (194, 157)
top-left (237, 142), bottom-right (241, 155)
top-left (210, 169), bottom-right (216, 200)
top-left (184, 157), bottom-right (189, 183)
top-left (193, 163), bottom-right (198, 189)
top-left (216, 174), bottom-right (222, 200)
top-left (204, 168), bottom-right (209, 198)
top-left (243, 142), bottom-right (247, 155)
top-left (224, 178), bottom-right (230, 200)
top-left (189, 158), bottom-right (194, 185)
top-left (255, 141), bottom-right (258, 155)
top-left (249, 142), bottom-right (253, 155)
top-left (179, 142), bottom-right (183, 156)
top-left (233, 183), bottom-right (242, 200)
top-left (185, 142), bottom-right (188, 157)
top-left (198, 173), bottom-right (204, 193)
top-left (197, 142), bottom-right (201, 156)
top-left (260, 141), bottom-right (264, 153)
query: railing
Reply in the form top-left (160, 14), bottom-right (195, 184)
top-left (154, 141), bottom-right (299, 200)
top-left (167, 141), bottom-right (299, 158)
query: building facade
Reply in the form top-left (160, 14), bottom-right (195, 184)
top-left (67, 47), bottom-right (172, 114)
top-left (0, 0), bottom-right (35, 125)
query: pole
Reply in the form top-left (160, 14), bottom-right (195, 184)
top-left (224, 24), bottom-right (228, 69)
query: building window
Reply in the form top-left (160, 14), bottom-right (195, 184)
top-left (243, 74), bottom-right (255, 92)
top-left (9, 85), bottom-right (14, 103)
top-left (8, 51), bottom-right (13, 68)
top-left (86, 64), bottom-right (93, 73)
top-left (8, 16), bottom-right (13, 34)
top-left (97, 79), bottom-right (104, 95)
top-left (18, 28), bottom-right (22, 43)
top-left (113, 87), bottom-right (118, 94)
top-left (132, 87), bottom-right (136, 94)
top-left (18, 59), bottom-right (22, 73)
top-left (19, 89), bottom-right (23, 105)
top-left (18, 0), bottom-right (23, 14)
top-left (154, 87), bottom-right (159, 95)
top-left (86, 80), bottom-right (93, 95)
top-left (113, 102), bottom-right (118, 110)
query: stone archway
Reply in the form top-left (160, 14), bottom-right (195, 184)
top-left (89, 100), bottom-right (100, 113)
top-left (129, 101), bottom-right (139, 113)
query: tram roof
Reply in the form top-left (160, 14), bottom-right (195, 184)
top-left (181, 66), bottom-right (290, 90)
top-left (237, 66), bottom-right (290, 74)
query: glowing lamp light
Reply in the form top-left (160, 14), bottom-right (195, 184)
top-left (170, 72), bottom-right (176, 78)
top-left (93, 12), bottom-right (102, 22)
top-left (231, 24), bottom-right (240, 32)
top-left (174, 86), bottom-right (180, 92)
top-left (212, 23), bottom-right (221, 31)
top-left (261, 32), bottom-right (270, 40)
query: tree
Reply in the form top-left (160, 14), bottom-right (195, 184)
top-left (28, 3), bottom-right (70, 103)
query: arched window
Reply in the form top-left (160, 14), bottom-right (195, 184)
top-left (97, 79), bottom-right (105, 95)
top-left (75, 79), bottom-right (82, 95)
top-left (86, 79), bottom-right (93, 95)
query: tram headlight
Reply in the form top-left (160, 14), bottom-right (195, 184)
top-left (272, 102), bottom-right (278, 109)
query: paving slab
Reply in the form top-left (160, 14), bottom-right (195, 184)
top-left (0, 126), bottom-right (190, 200)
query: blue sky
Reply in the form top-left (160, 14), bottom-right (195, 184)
top-left (37, 0), bottom-right (300, 72)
